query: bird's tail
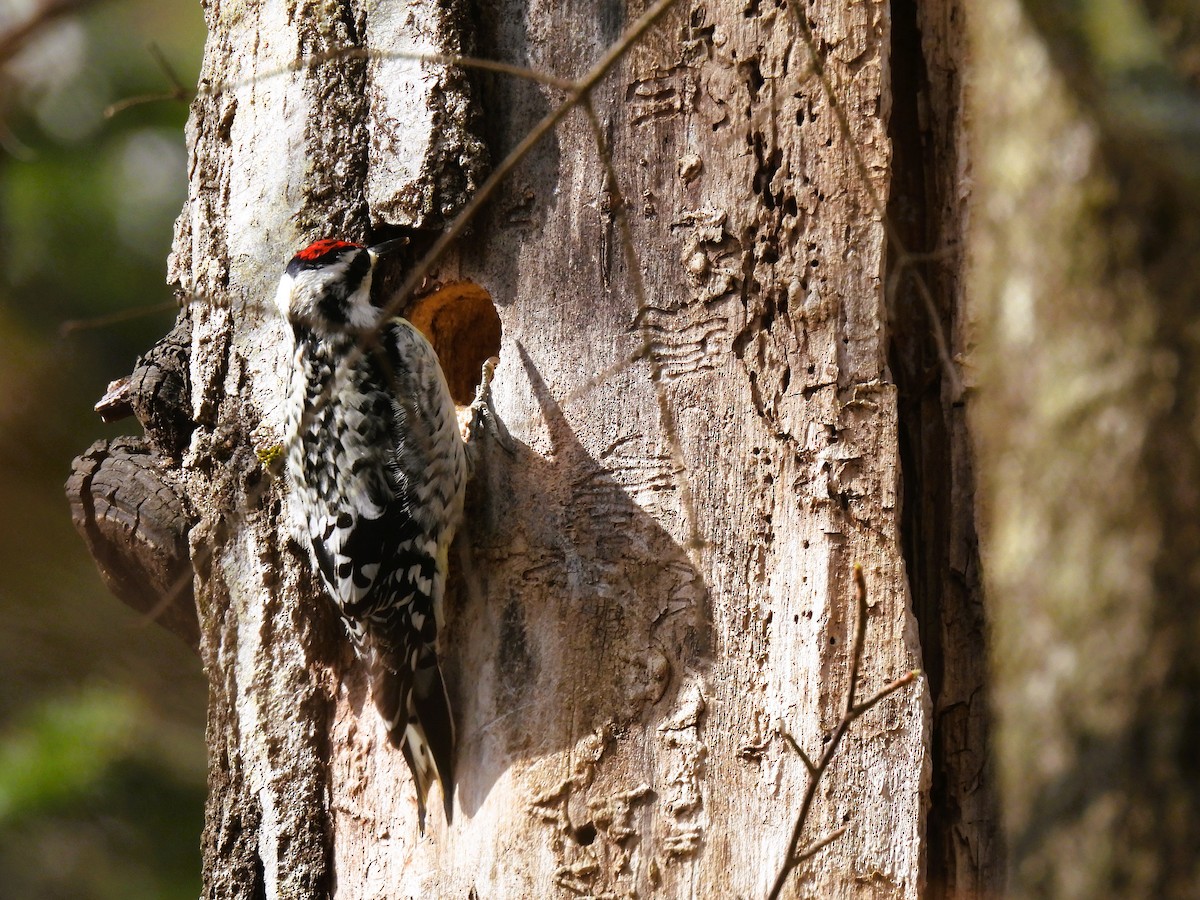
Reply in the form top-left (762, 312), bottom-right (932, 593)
top-left (368, 641), bottom-right (455, 832)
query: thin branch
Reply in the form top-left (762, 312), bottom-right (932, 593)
top-left (60, 299), bottom-right (179, 335)
top-left (104, 89), bottom-right (186, 119)
top-left (0, 117), bottom-right (35, 160)
top-left (783, 0), bottom-right (964, 402)
top-left (106, 39), bottom-right (589, 124)
top-left (766, 566), bottom-right (922, 900)
top-left (202, 47), bottom-right (572, 104)
top-left (103, 43), bottom-right (191, 117)
top-left (794, 825), bottom-right (849, 864)
top-left (135, 564), bottom-right (198, 644)
top-left (103, 45), bottom-right (575, 120)
top-left (147, 40), bottom-right (187, 92)
top-left (850, 671), bottom-right (921, 720)
top-left (778, 729), bottom-right (817, 774)
top-left (298, 46), bottom-right (575, 90)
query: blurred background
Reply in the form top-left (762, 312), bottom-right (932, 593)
top-left (0, 0), bottom-right (206, 897)
top-left (2, 0), bottom-right (1199, 897)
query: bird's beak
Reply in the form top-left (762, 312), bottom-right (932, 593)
top-left (367, 237), bottom-right (408, 261)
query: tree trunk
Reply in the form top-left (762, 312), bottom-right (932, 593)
top-left (70, 0), bottom-right (1200, 895)
top-left (71, 0), bottom-right (1006, 896)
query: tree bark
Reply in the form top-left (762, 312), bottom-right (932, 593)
top-left (73, 0), bottom-right (972, 896)
top-left (72, 0), bottom-right (1200, 895)
top-left (886, 2), bottom-right (1003, 896)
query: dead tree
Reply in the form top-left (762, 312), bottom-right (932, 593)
top-left (69, 1), bottom-right (1000, 896)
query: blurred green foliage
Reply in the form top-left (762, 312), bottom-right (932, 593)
top-left (0, 687), bottom-right (205, 900)
top-left (0, 1), bottom-right (207, 897)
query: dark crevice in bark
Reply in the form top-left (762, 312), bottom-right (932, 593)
top-left (886, 1), bottom-right (1003, 896)
top-left (296, 0), bottom-right (371, 241)
top-left (885, 5), bottom-right (941, 882)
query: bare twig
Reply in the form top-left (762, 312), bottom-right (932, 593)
top-left (207, 46), bottom-right (574, 100)
top-left (794, 824), bottom-right (849, 864)
top-left (778, 729), bottom-right (817, 774)
top-left (852, 671), bottom-right (920, 720)
top-left (104, 46), bottom-right (577, 121)
top-left (766, 566), bottom-right (922, 900)
top-left (298, 46), bottom-right (574, 91)
top-left (60, 299), bottom-right (179, 335)
top-left (102, 27), bottom-right (638, 123)
top-left (103, 42), bottom-right (192, 117)
top-left (782, 0), bottom-right (963, 402)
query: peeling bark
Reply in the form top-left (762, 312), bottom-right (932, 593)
top-left (63, 0), bottom-right (995, 896)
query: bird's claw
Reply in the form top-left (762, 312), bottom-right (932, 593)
top-left (467, 357), bottom-right (515, 457)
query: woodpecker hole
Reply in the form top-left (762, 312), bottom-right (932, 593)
top-left (406, 281), bottom-right (502, 405)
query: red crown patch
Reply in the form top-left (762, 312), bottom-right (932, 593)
top-left (295, 238), bottom-right (362, 261)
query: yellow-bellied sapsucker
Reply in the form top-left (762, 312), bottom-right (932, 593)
top-left (275, 237), bottom-right (481, 830)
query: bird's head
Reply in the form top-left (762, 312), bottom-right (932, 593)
top-left (275, 238), bottom-right (404, 334)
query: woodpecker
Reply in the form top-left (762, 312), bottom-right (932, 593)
top-left (275, 237), bottom-right (473, 830)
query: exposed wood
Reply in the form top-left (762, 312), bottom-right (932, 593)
top-left (70, 0), bottom-right (950, 896)
top-left (399, 2), bottom-right (925, 895)
top-left (66, 436), bottom-right (198, 648)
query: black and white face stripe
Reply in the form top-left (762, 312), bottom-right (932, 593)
top-left (285, 242), bottom-right (371, 282)
top-left (275, 240), bottom-right (378, 334)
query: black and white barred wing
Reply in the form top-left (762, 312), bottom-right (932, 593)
top-left (309, 319), bottom-right (464, 828)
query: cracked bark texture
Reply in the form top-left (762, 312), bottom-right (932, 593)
top-left (155, 0), bottom-right (956, 896)
top-left (66, 436), bottom-right (198, 648)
